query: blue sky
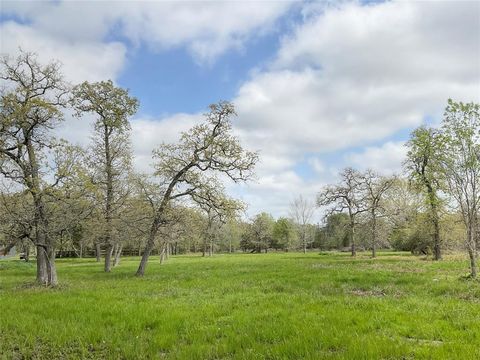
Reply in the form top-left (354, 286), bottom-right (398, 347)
top-left (1, 0), bottom-right (479, 218)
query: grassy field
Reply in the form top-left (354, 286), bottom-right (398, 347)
top-left (1, 252), bottom-right (479, 359)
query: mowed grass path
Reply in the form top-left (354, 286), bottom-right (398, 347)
top-left (1, 252), bottom-right (479, 359)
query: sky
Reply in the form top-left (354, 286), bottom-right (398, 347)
top-left (1, 0), bottom-right (479, 220)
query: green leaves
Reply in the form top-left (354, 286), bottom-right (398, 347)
top-left (71, 80), bottom-right (138, 131)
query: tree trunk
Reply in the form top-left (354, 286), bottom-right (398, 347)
top-left (103, 123), bottom-right (114, 272)
top-left (160, 246), bottom-right (166, 265)
top-left (302, 227), bottom-right (307, 254)
top-left (113, 243), bottom-right (123, 267)
top-left (36, 246), bottom-right (48, 284)
top-left (95, 242), bottom-right (101, 262)
top-left (350, 220), bottom-right (356, 257)
top-left (432, 215), bottom-right (441, 261)
top-left (427, 184), bottom-right (441, 260)
top-left (35, 195), bottom-right (57, 285)
top-left (468, 248), bottom-right (477, 278)
top-left (371, 211), bottom-right (377, 258)
top-left (24, 244), bottom-right (30, 262)
top-left (467, 226), bottom-right (477, 278)
top-left (46, 247), bottom-right (58, 286)
top-left (202, 240), bottom-right (207, 257)
top-left (136, 220), bottom-right (160, 276)
top-left (104, 244), bottom-right (114, 272)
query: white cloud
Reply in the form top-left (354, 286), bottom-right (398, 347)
top-left (345, 141), bottom-right (407, 175)
top-left (0, 21), bottom-right (126, 83)
top-left (308, 158), bottom-right (325, 174)
top-left (1, 0), bottom-right (293, 64)
top-left (2, 0), bottom-right (479, 218)
top-left (131, 114), bottom-right (202, 173)
top-left (225, 0), bottom-right (479, 216)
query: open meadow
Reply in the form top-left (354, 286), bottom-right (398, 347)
top-left (1, 252), bottom-right (479, 359)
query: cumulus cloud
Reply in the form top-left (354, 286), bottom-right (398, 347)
top-left (0, 21), bottom-right (127, 83)
top-left (226, 0), bottom-right (479, 216)
top-left (235, 0), bottom-right (479, 156)
top-left (2, 0), bottom-right (479, 217)
top-left (131, 114), bottom-right (202, 173)
top-left (345, 141), bottom-right (407, 175)
top-left (1, 0), bottom-right (293, 64)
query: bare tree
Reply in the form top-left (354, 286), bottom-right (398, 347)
top-left (71, 80), bottom-right (138, 272)
top-left (317, 168), bottom-right (366, 256)
top-left (362, 170), bottom-right (395, 258)
top-left (0, 51), bottom-right (69, 285)
top-left (135, 101), bottom-right (257, 276)
top-left (289, 195), bottom-right (315, 253)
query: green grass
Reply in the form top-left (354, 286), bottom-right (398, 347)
top-left (1, 252), bottom-right (479, 359)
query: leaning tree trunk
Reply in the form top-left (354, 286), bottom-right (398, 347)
top-left (136, 219), bottom-right (160, 276)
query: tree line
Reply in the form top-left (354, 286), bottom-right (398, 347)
top-left (0, 52), bottom-right (257, 285)
top-left (1, 51), bottom-right (479, 285)
top-left (316, 99), bottom-right (480, 278)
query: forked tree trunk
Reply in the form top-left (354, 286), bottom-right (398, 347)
top-left (36, 246), bottom-right (48, 284)
top-left (113, 244), bottom-right (123, 267)
top-left (34, 195), bottom-right (58, 286)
